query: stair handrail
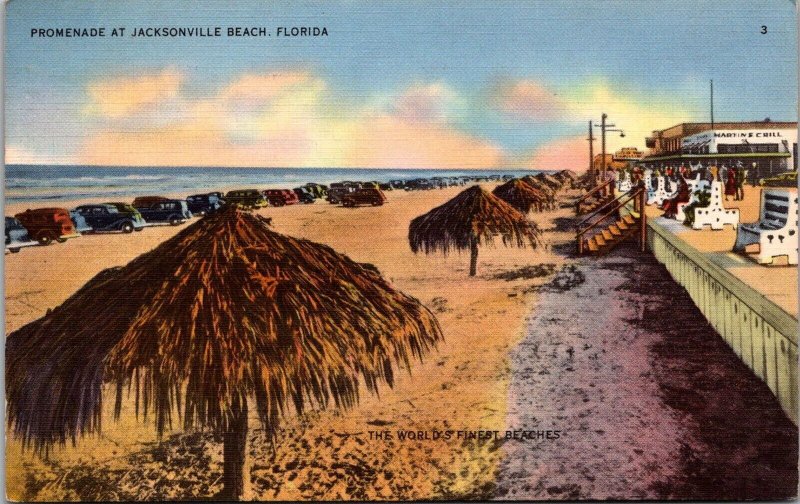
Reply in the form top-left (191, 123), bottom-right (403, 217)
top-left (576, 187), bottom-right (643, 236)
top-left (576, 178), bottom-right (614, 205)
top-left (576, 186), bottom-right (647, 255)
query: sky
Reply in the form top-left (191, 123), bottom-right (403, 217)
top-left (4, 0), bottom-right (798, 170)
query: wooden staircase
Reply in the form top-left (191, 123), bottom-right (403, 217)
top-left (577, 186), bottom-right (647, 256)
top-left (575, 178), bottom-right (615, 215)
top-left (582, 213), bottom-right (640, 254)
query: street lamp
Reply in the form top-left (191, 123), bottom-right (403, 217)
top-left (594, 113), bottom-right (625, 186)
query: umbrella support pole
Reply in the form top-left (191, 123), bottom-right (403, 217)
top-left (222, 398), bottom-right (251, 501)
top-left (469, 239), bottom-right (478, 277)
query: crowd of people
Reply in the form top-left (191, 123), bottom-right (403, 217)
top-left (621, 163), bottom-right (748, 221)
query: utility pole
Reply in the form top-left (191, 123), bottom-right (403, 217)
top-left (710, 79), bottom-right (715, 131)
top-left (588, 120), bottom-right (595, 181)
top-left (601, 113), bottom-right (607, 180)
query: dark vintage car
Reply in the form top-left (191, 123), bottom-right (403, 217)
top-left (73, 203), bottom-right (146, 233)
top-left (225, 189), bottom-right (268, 209)
top-left (186, 193), bottom-right (224, 216)
top-left (5, 217), bottom-right (38, 253)
top-left (326, 182), bottom-right (359, 204)
top-left (14, 208), bottom-right (80, 245)
top-left (293, 187), bottom-right (316, 204)
top-left (69, 211), bottom-right (93, 234)
top-left (759, 171), bottom-right (797, 187)
top-left (341, 188), bottom-right (387, 207)
top-left (303, 183), bottom-right (328, 199)
top-left (132, 196), bottom-right (170, 208)
top-left (263, 189), bottom-right (300, 207)
top-left (135, 200), bottom-right (192, 226)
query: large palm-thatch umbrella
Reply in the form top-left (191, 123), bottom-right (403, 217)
top-left (6, 208), bottom-right (442, 500)
top-left (492, 178), bottom-right (545, 213)
top-left (408, 185), bottom-right (541, 276)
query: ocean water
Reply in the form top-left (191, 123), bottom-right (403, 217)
top-left (4, 165), bottom-right (542, 204)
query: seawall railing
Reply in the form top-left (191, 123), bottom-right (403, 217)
top-left (647, 218), bottom-right (798, 424)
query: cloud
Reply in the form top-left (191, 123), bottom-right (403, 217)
top-left (78, 73), bottom-right (505, 168)
top-left (390, 82), bottom-right (460, 124)
top-left (84, 69), bottom-right (184, 119)
top-left (559, 78), bottom-right (702, 154)
top-left (343, 115), bottom-right (505, 169)
top-left (490, 79), bottom-right (566, 121)
top-left (5, 145), bottom-right (73, 165)
top-left (521, 135), bottom-right (589, 172)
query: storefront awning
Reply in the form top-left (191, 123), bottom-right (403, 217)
top-left (641, 152), bottom-right (791, 162)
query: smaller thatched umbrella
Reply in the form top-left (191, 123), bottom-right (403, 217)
top-left (520, 175), bottom-right (556, 210)
top-left (535, 172), bottom-right (563, 191)
top-left (409, 185), bottom-right (541, 276)
top-left (558, 169), bottom-right (577, 181)
top-left (492, 178), bottom-right (545, 213)
top-left (7, 208), bottom-right (443, 500)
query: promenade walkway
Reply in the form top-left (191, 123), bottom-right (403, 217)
top-left (496, 244), bottom-right (797, 500)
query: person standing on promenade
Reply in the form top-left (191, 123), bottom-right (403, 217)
top-left (737, 166), bottom-right (747, 201)
top-left (725, 165), bottom-right (737, 201)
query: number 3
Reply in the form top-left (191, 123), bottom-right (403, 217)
top-left (761, 25), bottom-right (768, 34)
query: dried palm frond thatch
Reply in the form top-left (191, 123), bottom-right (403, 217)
top-left (408, 185), bottom-right (541, 276)
top-left (6, 208), bottom-right (442, 500)
top-left (535, 173), bottom-right (563, 190)
top-left (557, 169), bottom-right (577, 181)
top-left (520, 175), bottom-right (557, 210)
top-left (492, 178), bottom-right (546, 213)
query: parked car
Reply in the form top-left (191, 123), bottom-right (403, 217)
top-left (104, 202), bottom-right (147, 232)
top-left (132, 196), bottom-right (170, 208)
top-left (14, 208), bottom-right (80, 245)
top-left (759, 171), bottom-right (797, 187)
top-left (70, 210), bottom-right (93, 234)
top-left (135, 199), bottom-right (192, 226)
top-left (341, 188), bottom-right (387, 207)
top-left (186, 193), bottom-right (224, 216)
top-left (263, 189), bottom-right (300, 207)
top-left (326, 183), bottom-right (357, 204)
top-left (303, 183), bottom-right (328, 199)
top-left (293, 187), bottom-right (316, 204)
top-left (73, 203), bottom-right (146, 233)
top-left (224, 189), bottom-right (268, 209)
top-left (5, 217), bottom-right (38, 253)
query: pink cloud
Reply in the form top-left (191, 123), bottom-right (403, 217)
top-left (524, 135), bottom-right (589, 172)
top-left (491, 79), bottom-right (565, 121)
top-left (391, 82), bottom-right (457, 124)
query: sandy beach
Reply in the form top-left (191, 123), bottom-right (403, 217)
top-left (5, 183), bottom-right (797, 501)
top-left (6, 184), bottom-right (570, 500)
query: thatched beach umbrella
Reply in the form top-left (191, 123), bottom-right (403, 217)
top-left (7, 208), bottom-right (442, 500)
top-left (557, 169), bottom-right (577, 181)
top-left (520, 175), bottom-right (556, 210)
top-left (492, 178), bottom-right (546, 213)
top-left (535, 172), bottom-right (563, 190)
top-left (408, 185), bottom-right (541, 277)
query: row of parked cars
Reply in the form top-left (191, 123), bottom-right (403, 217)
top-left (5, 174), bottom-right (515, 253)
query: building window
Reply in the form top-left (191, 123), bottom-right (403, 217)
top-left (717, 143), bottom-right (779, 154)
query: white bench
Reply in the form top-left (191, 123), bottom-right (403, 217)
top-left (647, 176), bottom-right (677, 207)
top-left (734, 188), bottom-right (798, 265)
top-left (690, 180), bottom-right (740, 230)
top-left (676, 175), bottom-right (709, 222)
top-left (617, 171), bottom-right (632, 193)
top-left (644, 169), bottom-right (653, 193)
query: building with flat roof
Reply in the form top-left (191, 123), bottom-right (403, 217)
top-left (641, 120), bottom-right (797, 182)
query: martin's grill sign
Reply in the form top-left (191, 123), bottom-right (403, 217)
top-left (714, 131), bottom-right (784, 138)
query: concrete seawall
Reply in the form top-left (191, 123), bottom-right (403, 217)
top-left (646, 218), bottom-right (798, 424)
